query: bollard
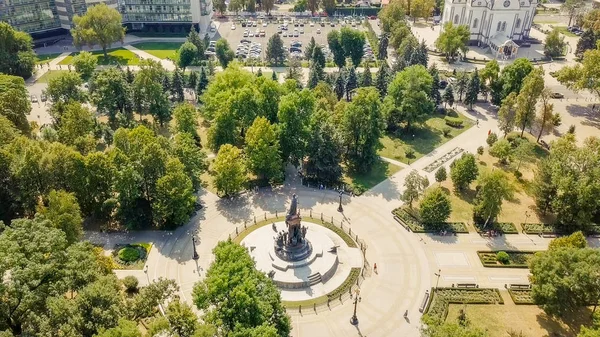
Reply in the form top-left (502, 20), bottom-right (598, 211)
top-left (356, 234), bottom-right (358, 241)
top-left (360, 242), bottom-right (363, 250)
top-left (264, 212), bottom-right (267, 220)
top-left (349, 228), bottom-right (352, 236)
top-left (276, 210), bottom-right (278, 217)
top-left (331, 216), bottom-right (334, 223)
top-left (299, 305), bottom-right (301, 313)
top-left (254, 215), bottom-right (256, 224)
top-left (314, 303), bottom-right (316, 312)
top-left (321, 213), bottom-right (323, 221)
top-left (236, 227), bottom-right (238, 234)
top-left (361, 269), bottom-right (364, 277)
top-left (310, 210), bottom-right (312, 217)
top-left (339, 294), bottom-right (342, 301)
top-left (244, 220), bottom-right (247, 229)
top-left (328, 298), bottom-right (330, 307)
top-left (356, 278), bottom-right (359, 286)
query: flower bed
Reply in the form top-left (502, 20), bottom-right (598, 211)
top-left (521, 223), bottom-right (561, 235)
top-left (508, 289), bottom-right (534, 304)
top-left (112, 243), bottom-right (152, 270)
top-left (475, 222), bottom-right (518, 234)
top-left (477, 250), bottom-right (537, 268)
top-left (392, 208), bottom-right (468, 233)
top-left (425, 287), bottom-right (504, 321)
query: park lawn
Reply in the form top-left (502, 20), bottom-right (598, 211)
top-left (200, 158), bottom-right (218, 195)
top-left (36, 70), bottom-right (70, 83)
top-left (36, 53), bottom-right (61, 64)
top-left (446, 301), bottom-right (593, 337)
top-left (553, 26), bottom-right (578, 37)
top-left (378, 111), bottom-right (474, 164)
top-left (59, 48), bottom-right (140, 66)
top-left (343, 160), bottom-right (401, 194)
top-left (131, 42), bottom-right (182, 60)
top-left (431, 139), bottom-right (554, 230)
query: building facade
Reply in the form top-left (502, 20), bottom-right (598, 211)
top-left (0, 0), bottom-right (212, 36)
top-left (441, 0), bottom-right (537, 49)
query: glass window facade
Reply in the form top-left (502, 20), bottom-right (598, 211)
top-left (119, 0), bottom-right (191, 22)
top-left (0, 0), bottom-right (61, 33)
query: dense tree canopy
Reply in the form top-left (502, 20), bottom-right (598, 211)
top-left (385, 65), bottom-right (434, 129)
top-left (435, 22), bottom-right (469, 60)
top-left (0, 74), bottom-right (31, 135)
top-left (0, 22), bottom-right (36, 79)
top-left (71, 3), bottom-right (126, 58)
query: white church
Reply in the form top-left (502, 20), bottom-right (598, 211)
top-left (441, 0), bottom-right (538, 58)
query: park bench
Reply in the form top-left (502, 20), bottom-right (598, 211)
top-left (418, 290), bottom-right (430, 313)
top-left (508, 284), bottom-right (531, 290)
top-left (456, 283), bottom-right (478, 288)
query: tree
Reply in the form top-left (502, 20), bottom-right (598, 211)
top-left (421, 319), bottom-right (488, 337)
top-left (544, 29), bottom-right (567, 58)
top-left (0, 23), bottom-right (36, 79)
top-left (263, 0), bottom-right (275, 14)
top-left (96, 319), bottom-right (141, 337)
top-left (473, 170), bottom-right (513, 226)
top-left (172, 68), bottom-right (185, 102)
top-left (308, 62), bottom-right (323, 89)
top-left (442, 84), bottom-right (455, 108)
top-left (277, 90), bottom-right (314, 165)
top-left (306, 122), bottom-right (343, 185)
top-left (561, 0), bottom-right (585, 27)
top-left (533, 158), bottom-right (555, 215)
top-left (345, 66), bottom-right (358, 101)
top-left (376, 62), bottom-right (390, 98)
top-left (516, 67), bottom-right (545, 137)
top-left (578, 327), bottom-right (600, 337)
top-left (327, 30), bottom-right (346, 68)
top-left (340, 27), bottom-right (366, 67)
top-left (530, 248), bottom-right (600, 316)
top-left (378, 0), bottom-right (407, 32)
top-left (334, 72), bottom-right (345, 100)
top-left (378, 34), bottom-right (389, 60)
top-left (558, 47), bottom-right (600, 99)
top-left (266, 34), bottom-right (285, 66)
top-left (361, 65), bottom-right (373, 87)
top-left (321, 0), bottom-right (335, 15)
top-left (500, 58), bottom-right (533, 99)
top-left (385, 65), bottom-right (434, 129)
top-left (435, 22), bottom-right (469, 61)
top-left (308, 0), bottom-right (319, 13)
top-left (498, 92), bottom-right (517, 137)
top-left (245, 117), bottom-right (282, 182)
top-left (172, 103), bottom-right (199, 138)
top-left (435, 167), bottom-right (447, 183)
top-left (305, 36), bottom-right (316, 61)
top-left (402, 170), bottom-right (429, 208)
top-left (132, 60), bottom-right (170, 126)
top-left (313, 45), bottom-right (326, 70)
top-left (480, 59), bottom-right (500, 89)
top-left (165, 300), bottom-right (200, 337)
top-left (172, 133), bottom-right (207, 191)
top-left (187, 27), bottom-right (204, 61)
top-left (454, 71), bottom-right (468, 102)
top-left (0, 74), bottom-right (31, 135)
top-left (215, 39), bottom-right (235, 68)
top-left (576, 29), bottom-right (598, 58)
top-left (36, 189), bottom-right (83, 244)
top-left (420, 187), bottom-right (451, 224)
top-left (178, 41), bottom-right (198, 71)
top-left (126, 278), bottom-right (178, 321)
top-left (56, 102), bottom-right (95, 153)
top-left (153, 158), bottom-right (195, 229)
top-left (193, 241), bottom-right (291, 336)
top-left (45, 71), bottom-right (86, 106)
top-left (292, 0), bottom-right (307, 11)
top-left (536, 88), bottom-right (559, 142)
top-left (197, 67), bottom-right (209, 96)
top-left (489, 139), bottom-right (512, 164)
top-left (72, 51), bottom-right (97, 81)
top-left (429, 65), bottom-right (442, 105)
top-left (71, 3), bottom-right (125, 59)
top-left (213, 0), bottom-right (227, 14)
top-left (213, 144), bottom-right (247, 197)
top-left (450, 153), bottom-right (478, 191)
top-left (89, 68), bottom-right (133, 129)
top-left (411, 0), bottom-right (435, 22)
top-left (463, 70), bottom-right (480, 109)
top-left (341, 87), bottom-right (384, 172)
top-left (549, 231), bottom-right (587, 251)
top-left (82, 151), bottom-right (115, 217)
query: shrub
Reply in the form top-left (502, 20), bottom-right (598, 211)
top-left (442, 127), bottom-right (451, 137)
top-left (118, 247), bottom-right (141, 262)
top-left (477, 146), bottom-right (484, 155)
top-left (496, 251), bottom-right (510, 264)
top-left (122, 275), bottom-right (139, 293)
top-left (486, 132), bottom-right (498, 146)
top-left (444, 116), bottom-right (464, 127)
top-left (435, 167), bottom-right (447, 183)
top-left (568, 124), bottom-right (576, 134)
top-left (405, 148), bottom-right (415, 158)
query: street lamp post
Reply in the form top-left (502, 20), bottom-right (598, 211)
top-left (350, 288), bottom-right (361, 325)
top-left (192, 232), bottom-right (199, 261)
top-left (434, 269), bottom-right (441, 288)
top-left (338, 190), bottom-right (343, 212)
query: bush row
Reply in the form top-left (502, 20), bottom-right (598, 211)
top-left (425, 287), bottom-right (504, 321)
top-left (474, 222), bottom-right (518, 234)
top-left (444, 116), bottom-right (464, 128)
top-left (508, 289), bottom-right (534, 305)
top-left (477, 250), bottom-right (537, 268)
top-left (392, 208), bottom-right (468, 233)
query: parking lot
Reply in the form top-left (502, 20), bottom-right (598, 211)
top-left (216, 16), bottom-right (374, 62)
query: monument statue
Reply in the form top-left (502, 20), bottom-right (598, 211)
top-left (274, 194), bottom-right (312, 261)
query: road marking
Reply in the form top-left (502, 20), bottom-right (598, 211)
top-left (443, 276), bottom-right (477, 281)
top-left (489, 276), bottom-right (527, 281)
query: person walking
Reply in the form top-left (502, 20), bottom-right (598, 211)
top-left (373, 263), bottom-right (377, 274)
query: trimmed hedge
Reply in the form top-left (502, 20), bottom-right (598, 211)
top-left (477, 250), bottom-right (537, 268)
top-left (521, 223), bottom-right (561, 235)
top-left (475, 222), bottom-right (518, 234)
top-left (425, 287), bottom-right (504, 321)
top-left (392, 208), bottom-right (468, 233)
top-left (444, 116), bottom-right (464, 128)
top-left (508, 288), bottom-right (534, 305)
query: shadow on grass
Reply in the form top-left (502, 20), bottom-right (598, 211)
top-left (456, 188), bottom-right (477, 204)
top-left (345, 160), bottom-right (394, 192)
top-left (390, 125), bottom-right (443, 157)
top-left (97, 55), bottom-right (130, 65)
top-left (536, 307), bottom-right (594, 337)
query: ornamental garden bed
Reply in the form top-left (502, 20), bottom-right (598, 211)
top-left (508, 288), bottom-right (534, 305)
top-left (111, 243), bottom-right (152, 270)
top-left (392, 207), bottom-right (468, 233)
top-left (477, 250), bottom-right (537, 268)
top-left (521, 223), bottom-right (563, 235)
top-left (475, 222), bottom-right (519, 234)
top-left (424, 287), bottom-right (504, 321)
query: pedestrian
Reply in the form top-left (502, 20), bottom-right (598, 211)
top-left (404, 310), bottom-right (408, 318)
top-left (487, 129), bottom-right (491, 135)
top-left (373, 263), bottom-right (377, 273)
top-left (476, 119), bottom-right (479, 127)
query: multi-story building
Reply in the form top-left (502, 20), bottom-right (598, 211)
top-left (0, 0), bottom-right (212, 37)
top-left (441, 0), bottom-right (537, 58)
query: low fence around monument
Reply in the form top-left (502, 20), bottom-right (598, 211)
top-left (229, 208), bottom-right (371, 315)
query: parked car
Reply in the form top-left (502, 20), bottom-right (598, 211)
top-left (317, 29), bottom-right (321, 34)
top-left (41, 93), bottom-right (47, 102)
top-left (231, 24), bottom-right (236, 30)
top-left (550, 92), bottom-right (564, 99)
top-left (30, 95), bottom-right (38, 103)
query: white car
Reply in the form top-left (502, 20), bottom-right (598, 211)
top-left (249, 32), bottom-right (254, 37)
top-left (316, 29), bottom-right (321, 34)
top-left (231, 25), bottom-right (236, 30)
top-left (310, 22), bottom-right (314, 27)
top-left (262, 22), bottom-right (268, 27)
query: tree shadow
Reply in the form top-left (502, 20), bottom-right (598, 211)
top-left (391, 125), bottom-right (443, 158)
top-left (456, 188), bottom-right (477, 204)
top-left (536, 307), bottom-right (593, 337)
top-left (565, 104), bottom-right (600, 129)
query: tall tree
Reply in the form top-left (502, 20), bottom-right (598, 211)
top-left (473, 170), bottom-right (514, 226)
top-left (213, 144), bottom-right (247, 196)
top-left (402, 170), bottom-right (429, 208)
top-left (384, 65), bottom-right (434, 129)
top-left (308, 0), bottom-right (319, 14)
top-left (575, 29), bottom-right (597, 59)
top-left (435, 22), bottom-right (469, 60)
top-left (450, 153), bottom-right (478, 191)
top-left (213, 0), bottom-right (227, 14)
top-left (361, 65), bottom-right (373, 87)
top-left (341, 87), bottom-right (384, 172)
top-left (171, 102), bottom-right (199, 139)
top-left (172, 132), bottom-right (207, 191)
top-left (312, 45), bottom-right (326, 70)
top-left (178, 41), bottom-right (198, 71)
top-left (500, 58), bottom-right (533, 99)
top-left (454, 71), bottom-right (468, 102)
top-left (306, 122), bottom-right (343, 185)
top-left (429, 65), bottom-right (442, 105)
top-left (544, 29), bottom-right (567, 58)
top-left (334, 71), bottom-right (345, 100)
top-left (558, 47), bottom-right (600, 100)
top-left (245, 117), bottom-right (282, 182)
top-left (188, 71), bottom-right (198, 90)
top-left (0, 74), bottom-right (31, 135)
top-left (132, 60), bottom-right (170, 125)
top-left (420, 187), bottom-right (451, 224)
top-left (152, 158), bottom-right (196, 229)
top-left (171, 68), bottom-right (185, 102)
top-left (463, 70), bottom-right (480, 110)
top-left (37, 189), bottom-right (83, 244)
top-left (327, 30), bottom-right (346, 68)
top-left (197, 67), bottom-right (209, 96)
top-left (340, 27), bottom-right (366, 67)
top-left (0, 23), bottom-right (36, 79)
top-left (56, 101), bottom-right (96, 153)
top-left (192, 241), bottom-right (291, 336)
top-left (442, 84), bottom-right (455, 108)
top-left (186, 27), bottom-right (204, 61)
top-left (215, 39), bottom-right (235, 68)
top-left (266, 34), bottom-right (285, 66)
top-left (378, 33), bottom-right (389, 60)
top-left (90, 68), bottom-right (133, 129)
top-left (277, 90), bottom-right (314, 165)
top-left (516, 67), bottom-right (545, 136)
top-left (45, 71), bottom-right (86, 106)
top-left (72, 51), bottom-right (98, 81)
top-left (375, 62), bottom-right (390, 98)
top-left (83, 151), bottom-right (115, 217)
top-left (263, 0), bottom-right (274, 13)
top-left (378, 0), bottom-right (407, 32)
top-left (71, 3), bottom-right (125, 59)
top-left (305, 37), bottom-right (317, 61)
top-left (345, 66), bottom-right (358, 101)
top-left (497, 92), bottom-right (517, 137)
top-left (561, 0), bottom-right (585, 26)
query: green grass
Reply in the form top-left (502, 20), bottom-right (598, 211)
top-left (553, 26), bottom-right (578, 37)
top-left (378, 111), bottom-right (474, 163)
top-left (343, 160), bottom-right (401, 195)
top-left (59, 48), bottom-right (141, 66)
top-left (36, 53), bottom-right (61, 64)
top-left (131, 42), bottom-right (182, 60)
top-left (36, 70), bottom-right (70, 83)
